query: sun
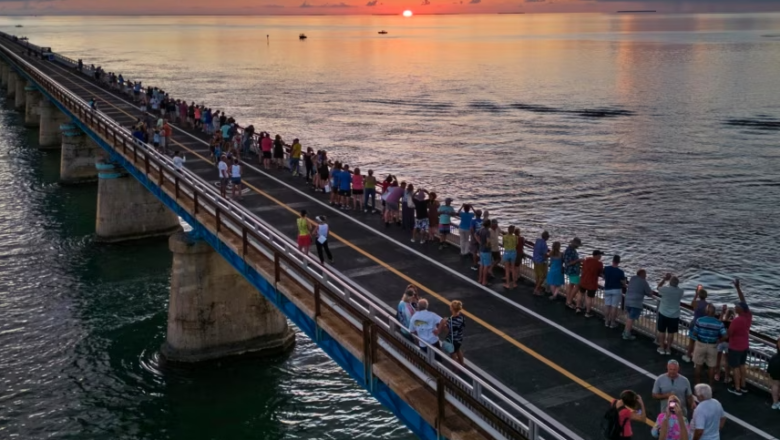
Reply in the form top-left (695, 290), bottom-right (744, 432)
top-left (403, 10), bottom-right (413, 17)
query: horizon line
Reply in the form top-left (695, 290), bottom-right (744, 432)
top-left (3, 11), bottom-right (780, 17)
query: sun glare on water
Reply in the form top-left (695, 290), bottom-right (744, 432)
top-left (403, 10), bottom-right (413, 17)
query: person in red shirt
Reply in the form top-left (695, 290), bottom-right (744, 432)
top-left (612, 390), bottom-right (647, 440)
top-left (727, 279), bottom-right (752, 396)
top-left (576, 250), bottom-right (604, 317)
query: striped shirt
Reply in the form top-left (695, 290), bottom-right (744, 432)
top-left (691, 316), bottom-right (726, 344)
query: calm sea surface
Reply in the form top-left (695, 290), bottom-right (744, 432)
top-left (1, 13), bottom-right (779, 439)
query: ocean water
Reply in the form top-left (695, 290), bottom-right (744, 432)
top-left (0, 12), bottom-right (779, 439)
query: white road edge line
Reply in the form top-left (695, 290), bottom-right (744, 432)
top-left (51, 59), bottom-right (776, 440)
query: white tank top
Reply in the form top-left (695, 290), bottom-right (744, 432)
top-left (231, 164), bottom-right (241, 178)
top-left (318, 224), bottom-right (329, 239)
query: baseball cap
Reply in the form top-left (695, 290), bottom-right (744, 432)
top-left (445, 197), bottom-right (453, 203)
top-left (735, 301), bottom-right (749, 313)
top-left (592, 250), bottom-right (604, 256)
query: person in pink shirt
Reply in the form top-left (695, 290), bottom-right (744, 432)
top-left (260, 132), bottom-right (273, 170)
top-left (351, 167), bottom-right (364, 211)
top-left (727, 279), bottom-right (753, 396)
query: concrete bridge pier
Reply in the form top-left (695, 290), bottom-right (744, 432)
top-left (161, 232), bottom-right (295, 363)
top-left (13, 74), bottom-right (25, 110)
top-left (24, 83), bottom-right (41, 127)
top-left (6, 70), bottom-right (17, 99)
top-left (0, 63), bottom-right (8, 89)
top-left (60, 123), bottom-right (100, 184)
top-left (95, 160), bottom-right (181, 242)
top-left (39, 99), bottom-right (69, 148)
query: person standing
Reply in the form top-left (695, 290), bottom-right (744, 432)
top-left (657, 274), bottom-right (684, 356)
top-left (690, 384), bottom-right (725, 440)
top-left (457, 204), bottom-right (474, 257)
top-left (684, 286), bottom-right (710, 363)
top-left (218, 154), bottom-right (229, 198)
top-left (296, 210), bottom-right (313, 256)
top-left (727, 279), bottom-right (752, 396)
top-left (446, 300), bottom-right (466, 365)
top-left (532, 231), bottom-right (550, 296)
top-left (426, 192), bottom-right (440, 242)
top-left (690, 304), bottom-right (727, 385)
top-left (437, 198), bottom-right (456, 250)
top-left (408, 299), bottom-right (446, 351)
top-left (260, 133), bottom-right (273, 170)
top-left (411, 189), bottom-right (429, 244)
top-left (338, 165), bottom-right (353, 210)
top-left (769, 337), bottom-right (780, 410)
top-left (363, 170), bottom-right (377, 213)
top-left (384, 181), bottom-right (403, 226)
top-left (351, 168), bottom-right (364, 211)
top-left (172, 151), bottom-right (185, 172)
top-left (602, 255), bottom-right (627, 328)
top-left (401, 183), bottom-right (416, 231)
top-left (314, 215), bottom-right (333, 265)
top-left (396, 287), bottom-right (417, 337)
top-left (230, 158), bottom-right (243, 200)
top-left (610, 390), bottom-right (647, 440)
top-left (502, 225), bottom-right (519, 289)
top-left (476, 219), bottom-right (492, 286)
top-left (546, 242), bottom-right (565, 300)
top-left (652, 360), bottom-right (694, 417)
top-left (651, 395), bottom-right (690, 440)
top-left (576, 250), bottom-right (604, 317)
top-left (290, 138), bottom-right (302, 176)
top-left (563, 238), bottom-right (583, 309)
top-left (623, 269), bottom-right (654, 340)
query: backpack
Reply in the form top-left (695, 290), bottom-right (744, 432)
top-left (601, 402), bottom-right (629, 440)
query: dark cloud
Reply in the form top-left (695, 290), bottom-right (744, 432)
top-left (525, 0), bottom-right (545, 3)
top-left (469, 0), bottom-right (481, 3)
top-left (300, 1), bottom-right (352, 6)
top-left (366, 0), bottom-right (378, 5)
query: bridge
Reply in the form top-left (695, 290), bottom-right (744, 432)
top-left (1, 33), bottom-right (777, 440)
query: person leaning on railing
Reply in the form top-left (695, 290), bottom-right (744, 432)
top-left (769, 337), bottom-right (780, 410)
top-left (622, 269), bottom-right (655, 341)
top-left (726, 279), bottom-right (752, 396)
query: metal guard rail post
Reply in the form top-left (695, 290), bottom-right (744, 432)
top-left (0, 39), bottom-right (576, 440)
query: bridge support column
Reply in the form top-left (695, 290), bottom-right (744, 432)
top-left (95, 160), bottom-right (181, 242)
top-left (24, 83), bottom-right (41, 127)
top-left (39, 99), bottom-right (69, 148)
top-left (161, 232), bottom-right (294, 363)
top-left (14, 74), bottom-right (25, 110)
top-left (6, 70), bottom-right (17, 99)
top-left (0, 63), bottom-right (7, 89)
top-left (60, 123), bottom-right (100, 184)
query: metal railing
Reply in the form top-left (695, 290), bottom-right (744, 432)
top-left (0, 36), bottom-right (579, 440)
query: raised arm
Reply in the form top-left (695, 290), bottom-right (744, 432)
top-left (630, 395), bottom-right (647, 423)
top-left (733, 279), bottom-right (746, 304)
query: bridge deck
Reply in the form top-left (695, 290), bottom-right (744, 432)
top-left (13, 43), bottom-right (778, 440)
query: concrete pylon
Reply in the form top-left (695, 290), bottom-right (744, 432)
top-left (24, 83), bottom-right (41, 127)
top-left (0, 63), bottom-right (7, 89)
top-left (14, 74), bottom-right (25, 109)
top-left (161, 232), bottom-right (295, 363)
top-left (39, 99), bottom-right (69, 148)
top-left (95, 160), bottom-right (181, 242)
top-left (6, 70), bottom-right (17, 99)
top-left (59, 123), bottom-right (100, 184)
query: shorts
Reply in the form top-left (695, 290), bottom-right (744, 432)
top-left (262, 151), bottom-right (271, 159)
top-left (568, 275), bottom-right (580, 285)
top-left (339, 189), bottom-right (351, 196)
top-left (603, 289), bottom-right (622, 307)
top-left (491, 251), bottom-right (501, 262)
top-left (231, 177), bottom-right (241, 185)
top-left (153, 142), bottom-right (159, 148)
top-left (717, 342), bottom-right (729, 353)
top-left (415, 218), bottom-right (429, 231)
top-left (657, 313), bottom-right (680, 334)
top-left (534, 262), bottom-right (548, 281)
top-left (727, 349), bottom-right (748, 368)
top-left (693, 342), bottom-right (718, 368)
top-left (439, 224), bottom-right (451, 235)
top-left (387, 202), bottom-right (399, 211)
top-left (480, 252), bottom-right (492, 266)
top-left (352, 189), bottom-right (364, 195)
top-left (502, 250), bottom-right (517, 264)
top-left (626, 306), bottom-right (643, 320)
top-left (220, 177), bottom-right (229, 188)
top-left (297, 234), bottom-right (311, 248)
top-left (453, 341), bottom-right (462, 353)
top-left (579, 287), bottom-right (598, 298)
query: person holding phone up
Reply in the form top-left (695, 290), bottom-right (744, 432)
top-left (651, 394), bottom-right (690, 440)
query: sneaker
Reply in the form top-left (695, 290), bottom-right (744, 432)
top-left (411, 239), bottom-right (416, 243)
top-left (623, 333), bottom-right (637, 341)
top-left (470, 265), bottom-right (478, 271)
top-left (609, 323), bottom-right (618, 329)
top-left (741, 388), bottom-right (749, 394)
top-left (584, 313), bottom-right (593, 318)
top-left (772, 402), bottom-right (780, 410)
top-left (604, 321), bottom-right (610, 328)
top-left (665, 350), bottom-right (672, 355)
top-left (728, 387), bottom-right (743, 396)
top-left (657, 347), bottom-right (666, 355)
top-left (682, 355), bottom-right (692, 363)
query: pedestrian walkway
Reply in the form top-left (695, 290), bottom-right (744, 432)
top-left (9, 40), bottom-right (779, 440)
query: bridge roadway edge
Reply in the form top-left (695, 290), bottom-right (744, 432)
top-left (0, 51), bottom-right (472, 440)
top-left (7, 38), bottom-right (780, 438)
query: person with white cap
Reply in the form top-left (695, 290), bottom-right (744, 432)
top-left (314, 215), bottom-right (333, 265)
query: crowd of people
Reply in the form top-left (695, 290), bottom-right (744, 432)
top-left (61, 52), bottom-right (780, 435)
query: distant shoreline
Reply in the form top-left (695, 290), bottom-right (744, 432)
top-left (616, 10), bottom-right (657, 13)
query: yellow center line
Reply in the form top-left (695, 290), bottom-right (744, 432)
top-left (52, 62), bottom-right (654, 425)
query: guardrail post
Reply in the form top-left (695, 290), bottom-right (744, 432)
top-left (174, 176), bottom-right (179, 200)
top-left (314, 283), bottom-right (321, 318)
top-left (436, 377), bottom-right (445, 436)
top-left (274, 253), bottom-right (280, 284)
top-left (242, 228), bottom-right (248, 256)
top-left (194, 192), bottom-right (199, 214)
top-left (216, 208), bottom-right (221, 233)
top-left (363, 320), bottom-right (373, 389)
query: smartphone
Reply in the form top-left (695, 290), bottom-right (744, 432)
top-left (669, 401), bottom-right (677, 412)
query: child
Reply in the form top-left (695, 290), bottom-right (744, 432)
top-left (714, 305), bottom-right (735, 383)
top-left (152, 130), bottom-right (161, 151)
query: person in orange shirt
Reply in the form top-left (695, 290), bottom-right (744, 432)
top-left (162, 121), bottom-right (173, 155)
top-left (576, 250), bottom-right (604, 317)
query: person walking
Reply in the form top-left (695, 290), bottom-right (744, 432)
top-left (683, 286), bottom-right (709, 363)
top-left (651, 394), bottom-right (690, 440)
top-left (603, 255), bottom-right (627, 328)
top-left (532, 231), bottom-right (550, 296)
top-left (546, 242), bottom-right (565, 300)
top-left (608, 390), bottom-right (647, 440)
top-left (576, 250), bottom-right (604, 317)
top-left (296, 210), bottom-right (313, 256)
top-left (408, 299), bottom-right (446, 352)
top-left (652, 359), bottom-right (694, 417)
top-left (727, 279), bottom-right (752, 396)
top-left (230, 158), bottom-right (243, 200)
top-left (623, 269), bottom-right (654, 340)
top-left (314, 215), bottom-right (333, 265)
top-left (563, 237), bottom-right (583, 309)
top-left (383, 181), bottom-right (403, 226)
top-left (657, 273), bottom-right (684, 356)
top-left (690, 384), bottom-right (725, 440)
top-left (690, 304), bottom-right (727, 385)
top-left (457, 204), bottom-right (474, 257)
top-left (445, 300), bottom-right (466, 365)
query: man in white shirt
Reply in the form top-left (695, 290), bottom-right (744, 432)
top-left (218, 155), bottom-right (229, 198)
top-left (408, 299), bottom-right (445, 351)
top-left (691, 384), bottom-right (725, 440)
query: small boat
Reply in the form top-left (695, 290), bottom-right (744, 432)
top-left (378, 30), bottom-right (388, 34)
top-left (15, 25), bottom-right (23, 28)
top-left (299, 33), bottom-right (307, 40)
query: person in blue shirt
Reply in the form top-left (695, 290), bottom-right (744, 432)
top-left (690, 304), bottom-right (727, 385)
top-left (602, 255), bottom-right (627, 328)
top-left (468, 209), bottom-right (483, 270)
top-left (532, 231), bottom-right (550, 295)
top-left (338, 164), bottom-right (352, 210)
top-left (457, 204), bottom-right (474, 257)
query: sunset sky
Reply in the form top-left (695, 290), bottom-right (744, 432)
top-left (1, 0), bottom-right (778, 15)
